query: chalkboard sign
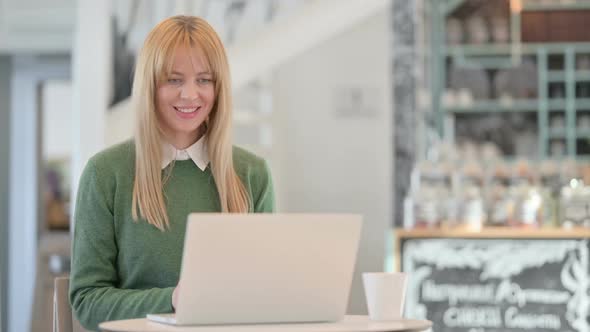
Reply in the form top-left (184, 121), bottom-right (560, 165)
top-left (401, 238), bottom-right (590, 332)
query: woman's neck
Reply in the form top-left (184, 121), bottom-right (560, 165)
top-left (164, 126), bottom-right (205, 150)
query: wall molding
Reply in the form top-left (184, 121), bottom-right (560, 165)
top-left (0, 54), bottom-right (12, 332)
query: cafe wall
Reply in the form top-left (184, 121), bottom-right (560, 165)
top-left (273, 10), bottom-right (392, 314)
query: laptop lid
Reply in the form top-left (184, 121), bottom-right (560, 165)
top-left (174, 213), bottom-right (362, 325)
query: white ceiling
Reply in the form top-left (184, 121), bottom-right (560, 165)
top-left (0, 0), bottom-right (75, 53)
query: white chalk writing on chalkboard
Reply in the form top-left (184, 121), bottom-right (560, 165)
top-left (495, 280), bottom-right (570, 306)
top-left (443, 306), bottom-right (502, 328)
top-left (422, 280), bottom-right (496, 305)
top-left (402, 239), bottom-right (590, 332)
top-left (504, 307), bottom-right (561, 330)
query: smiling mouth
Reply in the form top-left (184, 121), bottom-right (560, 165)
top-left (174, 106), bottom-right (201, 113)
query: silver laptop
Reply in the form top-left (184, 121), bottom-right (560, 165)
top-left (147, 213), bottom-right (362, 326)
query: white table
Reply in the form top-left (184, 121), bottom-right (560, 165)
top-left (99, 315), bottom-right (431, 332)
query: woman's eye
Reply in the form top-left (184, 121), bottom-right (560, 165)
top-left (168, 78), bottom-right (182, 84)
top-left (197, 78), bottom-right (212, 84)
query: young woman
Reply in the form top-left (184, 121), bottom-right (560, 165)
top-left (69, 15), bottom-right (275, 331)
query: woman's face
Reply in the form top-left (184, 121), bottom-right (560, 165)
top-left (156, 45), bottom-right (215, 149)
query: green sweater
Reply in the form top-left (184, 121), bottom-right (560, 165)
top-left (69, 140), bottom-right (275, 331)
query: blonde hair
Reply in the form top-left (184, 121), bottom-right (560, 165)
top-left (131, 15), bottom-right (250, 230)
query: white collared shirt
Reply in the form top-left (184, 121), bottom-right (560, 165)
top-left (161, 135), bottom-right (210, 171)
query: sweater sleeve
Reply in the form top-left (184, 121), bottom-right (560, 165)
top-left (253, 160), bottom-right (276, 213)
top-left (69, 159), bottom-right (174, 331)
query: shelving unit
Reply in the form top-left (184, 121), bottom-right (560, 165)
top-left (431, 0), bottom-right (590, 159)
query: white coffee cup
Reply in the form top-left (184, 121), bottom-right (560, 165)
top-left (363, 272), bottom-right (407, 321)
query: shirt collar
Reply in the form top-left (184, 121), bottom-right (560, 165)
top-left (161, 135), bottom-right (209, 171)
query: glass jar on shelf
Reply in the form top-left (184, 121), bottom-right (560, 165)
top-left (446, 18), bottom-right (463, 45)
top-left (457, 161), bottom-right (486, 231)
top-left (508, 160), bottom-right (542, 228)
top-left (560, 179), bottom-right (590, 228)
top-left (514, 186), bottom-right (543, 228)
top-left (539, 161), bottom-right (561, 228)
top-left (559, 159), bottom-right (588, 227)
top-left (486, 163), bottom-right (514, 227)
top-left (410, 161), bottom-right (450, 228)
top-left (466, 16), bottom-right (489, 44)
top-left (459, 185), bottom-right (485, 231)
top-left (490, 16), bottom-right (509, 43)
top-left (413, 186), bottom-right (441, 228)
top-left (438, 162), bottom-right (459, 228)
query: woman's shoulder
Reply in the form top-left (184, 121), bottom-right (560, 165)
top-left (87, 139), bottom-right (135, 176)
top-left (232, 145), bottom-right (267, 170)
top-left (232, 146), bottom-right (271, 182)
top-left (232, 146), bottom-right (274, 211)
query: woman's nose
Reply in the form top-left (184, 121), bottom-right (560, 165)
top-left (180, 82), bottom-right (199, 100)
